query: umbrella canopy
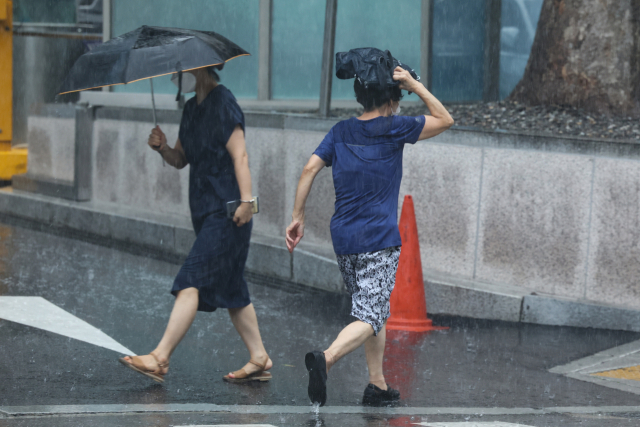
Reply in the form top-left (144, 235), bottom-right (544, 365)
top-left (335, 47), bottom-right (419, 91)
top-left (58, 25), bottom-right (250, 94)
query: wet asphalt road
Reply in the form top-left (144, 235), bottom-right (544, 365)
top-left (2, 412), bottom-right (640, 427)
top-left (2, 222), bottom-right (640, 426)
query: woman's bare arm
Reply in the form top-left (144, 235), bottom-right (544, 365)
top-left (285, 154), bottom-right (326, 253)
top-left (393, 67), bottom-right (454, 140)
top-left (148, 126), bottom-right (188, 169)
top-left (226, 125), bottom-right (253, 227)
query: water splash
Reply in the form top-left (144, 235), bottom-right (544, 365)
top-left (311, 402), bottom-right (321, 427)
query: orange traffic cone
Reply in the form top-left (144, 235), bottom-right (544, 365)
top-left (387, 195), bottom-right (447, 332)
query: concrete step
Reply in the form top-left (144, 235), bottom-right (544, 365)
top-left (0, 187), bottom-right (344, 293)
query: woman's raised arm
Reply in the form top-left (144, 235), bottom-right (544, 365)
top-left (393, 67), bottom-right (454, 140)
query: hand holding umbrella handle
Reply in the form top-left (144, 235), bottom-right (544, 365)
top-left (148, 126), bottom-right (168, 152)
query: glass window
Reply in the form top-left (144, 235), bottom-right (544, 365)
top-left (272, 0), bottom-right (422, 101)
top-left (271, 0), bottom-right (325, 99)
top-left (331, 0), bottom-right (422, 101)
top-left (431, 0), bottom-right (485, 102)
top-left (111, 0), bottom-right (259, 98)
top-left (14, 0), bottom-right (76, 23)
top-left (499, 0), bottom-right (543, 99)
top-left (524, 0), bottom-right (543, 25)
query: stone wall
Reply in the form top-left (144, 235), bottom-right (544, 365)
top-left (92, 119), bottom-right (188, 217)
top-left (87, 113), bottom-right (337, 249)
top-left (19, 105), bottom-right (640, 315)
top-left (26, 111), bottom-right (76, 183)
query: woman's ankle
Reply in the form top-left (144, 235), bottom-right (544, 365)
top-left (150, 350), bottom-right (170, 367)
top-left (369, 375), bottom-right (387, 390)
top-left (324, 350), bottom-right (335, 372)
top-left (250, 352), bottom-right (269, 365)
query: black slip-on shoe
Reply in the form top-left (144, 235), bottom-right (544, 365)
top-left (305, 351), bottom-right (327, 406)
top-left (362, 383), bottom-right (400, 406)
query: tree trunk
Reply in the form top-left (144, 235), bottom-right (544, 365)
top-left (510, 0), bottom-right (640, 117)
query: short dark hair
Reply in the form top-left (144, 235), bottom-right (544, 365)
top-left (354, 79), bottom-right (403, 112)
top-left (206, 64), bottom-right (222, 82)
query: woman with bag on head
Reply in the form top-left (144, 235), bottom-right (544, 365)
top-left (119, 65), bottom-right (272, 384)
top-left (286, 48), bottom-right (454, 406)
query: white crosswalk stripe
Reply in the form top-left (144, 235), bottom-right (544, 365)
top-left (0, 296), bottom-right (134, 355)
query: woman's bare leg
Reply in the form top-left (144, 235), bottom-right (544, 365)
top-left (323, 320), bottom-right (374, 372)
top-left (364, 322), bottom-right (387, 390)
top-left (226, 303), bottom-right (273, 377)
top-left (123, 287), bottom-right (199, 373)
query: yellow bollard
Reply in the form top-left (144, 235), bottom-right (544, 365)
top-left (0, 0), bottom-right (12, 146)
top-left (0, 0), bottom-right (28, 180)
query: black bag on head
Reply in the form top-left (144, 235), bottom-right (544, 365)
top-left (335, 47), bottom-right (419, 91)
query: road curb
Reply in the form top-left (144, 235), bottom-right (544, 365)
top-left (0, 188), bottom-right (344, 294)
top-left (3, 403), bottom-right (640, 417)
top-left (4, 187), bottom-right (640, 331)
top-left (423, 269), bottom-right (640, 332)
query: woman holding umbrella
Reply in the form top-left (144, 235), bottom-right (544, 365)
top-left (286, 48), bottom-right (454, 406)
top-left (57, 26), bottom-right (270, 383)
top-left (119, 65), bottom-right (272, 383)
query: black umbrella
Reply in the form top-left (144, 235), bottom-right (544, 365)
top-left (59, 25), bottom-right (250, 125)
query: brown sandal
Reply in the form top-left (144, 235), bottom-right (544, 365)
top-left (118, 353), bottom-right (169, 383)
top-left (223, 358), bottom-right (272, 383)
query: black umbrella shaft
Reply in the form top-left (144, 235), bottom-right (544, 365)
top-left (149, 79), bottom-right (165, 167)
top-left (150, 79), bottom-right (158, 126)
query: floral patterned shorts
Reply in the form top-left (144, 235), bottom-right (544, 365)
top-left (336, 246), bottom-right (401, 335)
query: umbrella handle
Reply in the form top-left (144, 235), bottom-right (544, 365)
top-left (150, 79), bottom-right (165, 167)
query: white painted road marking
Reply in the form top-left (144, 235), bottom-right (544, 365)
top-left (414, 423), bottom-right (533, 427)
top-left (550, 338), bottom-right (640, 395)
top-left (176, 425), bottom-right (277, 427)
top-left (0, 296), bottom-right (134, 355)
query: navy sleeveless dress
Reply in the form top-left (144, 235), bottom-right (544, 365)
top-left (171, 85), bottom-right (252, 312)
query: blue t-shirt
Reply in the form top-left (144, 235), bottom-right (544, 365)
top-left (314, 115), bottom-right (426, 255)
